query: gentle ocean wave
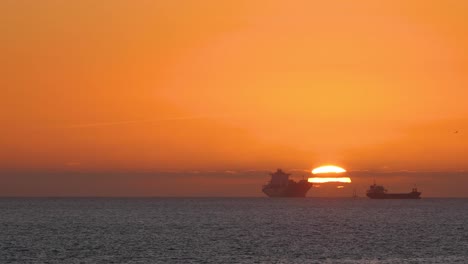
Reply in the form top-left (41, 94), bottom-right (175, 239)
top-left (1, 198), bottom-right (467, 263)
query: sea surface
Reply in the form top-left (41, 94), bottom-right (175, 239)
top-left (1, 198), bottom-right (467, 263)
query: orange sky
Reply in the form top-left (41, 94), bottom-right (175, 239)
top-left (1, 1), bottom-right (468, 196)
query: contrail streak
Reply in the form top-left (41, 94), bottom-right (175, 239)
top-left (67, 116), bottom-right (210, 128)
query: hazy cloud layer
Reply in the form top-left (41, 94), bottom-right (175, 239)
top-left (1, 170), bottom-right (467, 197)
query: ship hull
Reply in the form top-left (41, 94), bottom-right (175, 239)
top-left (367, 192), bottom-right (421, 199)
top-left (262, 181), bottom-right (312, 198)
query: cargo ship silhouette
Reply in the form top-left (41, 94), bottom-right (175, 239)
top-left (262, 169), bottom-right (312, 197)
top-left (366, 183), bottom-right (421, 199)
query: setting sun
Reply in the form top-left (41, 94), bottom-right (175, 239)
top-left (308, 177), bottom-right (352, 183)
top-left (312, 165), bottom-right (347, 174)
top-left (309, 165), bottom-right (351, 183)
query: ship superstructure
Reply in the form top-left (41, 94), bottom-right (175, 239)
top-left (262, 169), bottom-right (312, 197)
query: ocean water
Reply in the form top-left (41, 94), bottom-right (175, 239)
top-left (0, 198), bottom-right (467, 263)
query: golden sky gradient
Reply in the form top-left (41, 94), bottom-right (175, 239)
top-left (1, 1), bottom-right (468, 196)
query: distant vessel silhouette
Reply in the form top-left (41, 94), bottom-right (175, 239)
top-left (366, 183), bottom-right (421, 199)
top-left (262, 169), bottom-right (312, 197)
